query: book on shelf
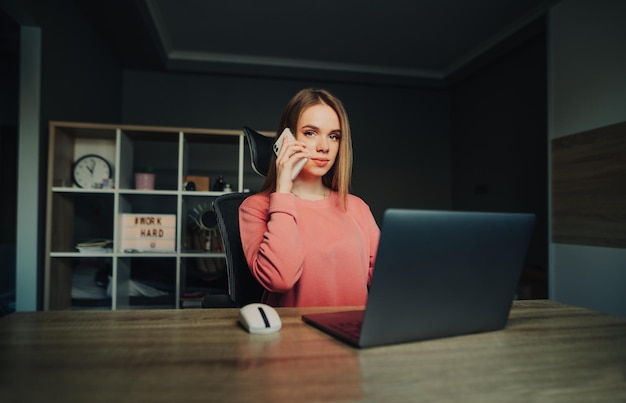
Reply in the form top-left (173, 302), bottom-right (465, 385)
top-left (75, 239), bottom-right (113, 253)
top-left (180, 291), bottom-right (208, 309)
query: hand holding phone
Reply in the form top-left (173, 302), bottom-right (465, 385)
top-left (273, 127), bottom-right (307, 180)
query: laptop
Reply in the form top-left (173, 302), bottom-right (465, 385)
top-left (302, 209), bottom-right (535, 348)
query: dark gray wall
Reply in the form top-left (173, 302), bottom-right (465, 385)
top-left (3, 0), bottom-right (124, 125)
top-left (122, 71), bottom-right (453, 223)
top-left (549, 0), bottom-right (626, 317)
top-left (4, 0), bottom-right (549, 308)
top-left (0, 9), bottom-right (19, 304)
top-left (0, 8), bottom-right (18, 127)
top-left (1, 0), bottom-right (124, 310)
top-left (37, 0), bottom-right (122, 125)
top-left (451, 32), bottom-right (548, 270)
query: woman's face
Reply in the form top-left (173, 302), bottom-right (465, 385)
top-left (294, 103), bottom-right (341, 178)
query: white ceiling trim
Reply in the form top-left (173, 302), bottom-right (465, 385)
top-left (167, 50), bottom-right (444, 80)
top-left (146, 0), bottom-right (441, 80)
top-left (144, 0), bottom-right (555, 83)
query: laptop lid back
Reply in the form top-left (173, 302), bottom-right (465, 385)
top-left (358, 209), bottom-right (535, 347)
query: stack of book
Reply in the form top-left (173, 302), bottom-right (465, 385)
top-left (75, 239), bottom-right (113, 253)
top-left (180, 291), bottom-right (206, 309)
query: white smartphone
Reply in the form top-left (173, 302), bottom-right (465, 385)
top-left (273, 127), bottom-right (307, 180)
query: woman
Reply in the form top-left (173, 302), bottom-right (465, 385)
top-left (239, 88), bottom-right (380, 307)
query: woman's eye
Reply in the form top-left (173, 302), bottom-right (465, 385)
top-left (304, 130), bottom-right (316, 137)
top-left (330, 133), bottom-right (341, 141)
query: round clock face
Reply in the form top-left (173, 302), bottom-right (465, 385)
top-left (72, 154), bottom-right (112, 188)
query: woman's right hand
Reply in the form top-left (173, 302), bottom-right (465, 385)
top-left (275, 137), bottom-right (309, 193)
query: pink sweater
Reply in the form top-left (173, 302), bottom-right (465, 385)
top-left (239, 191), bottom-right (380, 307)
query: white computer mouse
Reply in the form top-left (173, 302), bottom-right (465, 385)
top-left (239, 303), bottom-right (282, 334)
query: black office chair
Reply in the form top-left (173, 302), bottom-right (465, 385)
top-left (206, 192), bottom-right (265, 307)
top-left (202, 127), bottom-right (273, 308)
top-left (243, 126), bottom-right (274, 177)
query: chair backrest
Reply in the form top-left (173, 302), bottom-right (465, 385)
top-left (213, 192), bottom-right (265, 307)
top-left (243, 126), bottom-right (274, 177)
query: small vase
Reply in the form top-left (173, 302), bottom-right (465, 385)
top-left (135, 173), bottom-right (155, 190)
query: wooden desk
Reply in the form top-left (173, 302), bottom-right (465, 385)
top-left (1, 300), bottom-right (625, 402)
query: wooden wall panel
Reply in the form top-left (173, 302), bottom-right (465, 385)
top-left (552, 121), bottom-right (626, 248)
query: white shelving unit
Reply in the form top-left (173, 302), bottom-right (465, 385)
top-left (44, 121), bottom-right (264, 310)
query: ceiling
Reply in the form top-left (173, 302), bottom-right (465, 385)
top-left (77, 0), bottom-right (555, 87)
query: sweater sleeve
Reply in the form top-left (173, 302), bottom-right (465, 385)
top-left (239, 193), bottom-right (306, 293)
top-left (346, 195), bottom-right (380, 285)
top-left (366, 211), bottom-right (380, 285)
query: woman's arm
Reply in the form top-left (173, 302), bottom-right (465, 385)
top-left (347, 195), bottom-right (380, 285)
top-left (239, 193), bottom-right (306, 292)
top-left (365, 212), bottom-right (380, 285)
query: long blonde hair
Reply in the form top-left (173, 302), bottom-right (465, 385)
top-left (260, 88), bottom-right (352, 209)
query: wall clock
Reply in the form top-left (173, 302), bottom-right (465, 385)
top-left (72, 154), bottom-right (112, 188)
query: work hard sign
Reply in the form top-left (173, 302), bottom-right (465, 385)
top-left (119, 214), bottom-right (176, 252)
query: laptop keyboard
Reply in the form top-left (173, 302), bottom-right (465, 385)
top-left (328, 319), bottom-right (363, 341)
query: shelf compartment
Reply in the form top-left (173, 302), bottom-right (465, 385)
top-left (48, 256), bottom-right (113, 310)
top-left (181, 194), bottom-right (221, 253)
top-left (118, 194), bottom-right (178, 254)
top-left (115, 257), bottom-right (177, 309)
top-left (49, 123), bottom-right (116, 190)
top-left (119, 129), bottom-right (180, 191)
top-left (49, 192), bottom-right (114, 253)
top-left (183, 132), bottom-right (241, 191)
top-left (180, 256), bottom-right (228, 308)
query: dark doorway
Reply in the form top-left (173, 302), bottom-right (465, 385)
top-left (0, 8), bottom-right (20, 316)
